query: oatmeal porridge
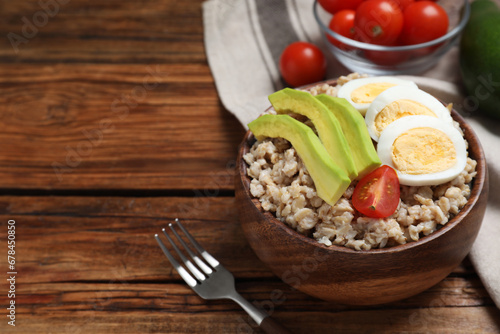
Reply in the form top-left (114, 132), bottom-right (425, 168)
top-left (244, 73), bottom-right (477, 250)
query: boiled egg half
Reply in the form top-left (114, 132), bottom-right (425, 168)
top-left (377, 116), bottom-right (467, 186)
top-left (337, 77), bottom-right (417, 115)
top-left (365, 86), bottom-right (454, 142)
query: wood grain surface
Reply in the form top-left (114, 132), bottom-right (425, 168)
top-left (0, 63), bottom-right (244, 191)
top-left (0, 0), bottom-right (499, 333)
top-left (0, 197), bottom-right (499, 333)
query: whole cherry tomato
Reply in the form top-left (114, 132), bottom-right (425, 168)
top-left (392, 0), bottom-right (415, 11)
top-left (279, 42), bottom-right (327, 87)
top-left (327, 9), bottom-right (356, 50)
top-left (401, 1), bottom-right (449, 45)
top-left (318, 0), bottom-right (364, 14)
top-left (352, 165), bottom-right (400, 218)
top-left (354, 0), bottom-right (404, 45)
top-left (365, 49), bottom-right (409, 66)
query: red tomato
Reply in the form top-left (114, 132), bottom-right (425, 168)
top-left (318, 0), bottom-right (364, 14)
top-left (279, 42), bottom-right (326, 87)
top-left (354, 0), bottom-right (404, 45)
top-left (392, 0), bottom-right (415, 10)
top-left (327, 10), bottom-right (356, 50)
top-left (365, 49), bottom-right (409, 65)
top-left (401, 1), bottom-right (449, 45)
top-left (352, 165), bottom-right (400, 218)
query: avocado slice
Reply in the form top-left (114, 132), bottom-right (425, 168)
top-left (269, 88), bottom-right (358, 180)
top-left (316, 94), bottom-right (381, 178)
top-left (248, 114), bottom-right (350, 206)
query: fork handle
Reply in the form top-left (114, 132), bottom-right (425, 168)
top-left (260, 315), bottom-right (293, 334)
top-left (230, 292), bottom-right (292, 334)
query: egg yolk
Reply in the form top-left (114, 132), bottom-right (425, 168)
top-left (391, 127), bottom-right (456, 175)
top-left (374, 100), bottom-right (437, 136)
top-left (351, 83), bottom-right (396, 104)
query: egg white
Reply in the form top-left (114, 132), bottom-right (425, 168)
top-left (377, 116), bottom-right (467, 186)
top-left (365, 86), bottom-right (454, 142)
top-left (337, 77), bottom-right (418, 115)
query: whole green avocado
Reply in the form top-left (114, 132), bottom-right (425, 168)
top-left (460, 0), bottom-right (500, 119)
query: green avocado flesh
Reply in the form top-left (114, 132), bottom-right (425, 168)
top-left (460, 0), bottom-right (500, 119)
top-left (315, 94), bottom-right (381, 178)
top-left (248, 114), bottom-right (351, 206)
top-left (268, 88), bottom-right (358, 180)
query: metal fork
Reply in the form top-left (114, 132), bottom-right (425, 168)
top-left (155, 219), bottom-right (291, 334)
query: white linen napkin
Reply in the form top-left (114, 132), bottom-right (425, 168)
top-left (203, 0), bottom-right (500, 308)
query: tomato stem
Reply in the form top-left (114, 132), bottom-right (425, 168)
top-left (372, 25), bottom-right (383, 37)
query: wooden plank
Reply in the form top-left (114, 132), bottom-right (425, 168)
top-left (0, 64), bottom-right (245, 190)
top-left (0, 196), bottom-right (267, 282)
top-left (1, 282), bottom-right (499, 333)
top-left (2, 308), bottom-right (499, 334)
top-left (0, 196), bottom-right (499, 332)
top-left (0, 196), bottom-right (485, 282)
top-left (0, 0), bottom-right (206, 63)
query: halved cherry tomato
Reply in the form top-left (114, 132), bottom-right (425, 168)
top-left (279, 42), bottom-right (327, 87)
top-left (354, 0), bottom-right (404, 45)
top-left (352, 165), bottom-right (400, 218)
top-left (318, 0), bottom-right (364, 14)
top-left (327, 9), bottom-right (356, 50)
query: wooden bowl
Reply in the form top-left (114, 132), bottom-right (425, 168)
top-left (234, 81), bottom-right (489, 305)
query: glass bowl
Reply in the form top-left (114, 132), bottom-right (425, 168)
top-left (313, 0), bottom-right (470, 75)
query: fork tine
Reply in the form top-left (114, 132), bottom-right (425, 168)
top-left (169, 222), bottom-right (213, 275)
top-left (154, 234), bottom-right (197, 287)
top-left (161, 228), bottom-right (207, 282)
top-left (175, 218), bottom-right (220, 268)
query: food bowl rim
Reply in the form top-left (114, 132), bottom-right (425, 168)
top-left (313, 0), bottom-right (471, 52)
top-left (238, 78), bottom-right (487, 256)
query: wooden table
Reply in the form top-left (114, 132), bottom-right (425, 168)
top-left (0, 1), bottom-right (499, 333)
